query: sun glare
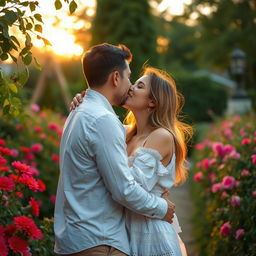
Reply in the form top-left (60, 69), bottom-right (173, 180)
top-left (32, 0), bottom-right (95, 58)
top-left (157, 0), bottom-right (192, 15)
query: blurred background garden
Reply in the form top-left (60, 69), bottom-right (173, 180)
top-left (0, 0), bottom-right (255, 255)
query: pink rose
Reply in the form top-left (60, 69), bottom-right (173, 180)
top-left (194, 143), bottom-right (204, 150)
top-left (220, 222), bottom-right (232, 236)
top-left (252, 191), bottom-right (256, 198)
top-left (11, 149), bottom-right (19, 157)
top-left (251, 154), bottom-right (256, 164)
top-left (0, 139), bottom-right (6, 146)
top-left (194, 172), bottom-right (203, 182)
top-left (242, 138), bottom-right (251, 145)
top-left (213, 143), bottom-right (235, 158)
top-left (30, 104), bottom-right (40, 112)
top-left (208, 172), bottom-right (216, 183)
top-left (240, 128), bottom-right (247, 137)
top-left (235, 229), bottom-right (245, 239)
top-left (30, 144), bottom-right (43, 153)
top-left (222, 176), bottom-right (236, 190)
top-left (229, 151), bottom-right (241, 160)
top-left (48, 123), bottom-right (58, 131)
top-left (221, 191), bottom-right (228, 200)
top-left (224, 129), bottom-right (233, 137)
top-left (241, 169), bottom-right (250, 176)
top-left (50, 195), bottom-right (56, 204)
top-left (25, 153), bottom-right (34, 161)
top-left (52, 154), bottom-right (59, 164)
top-left (218, 164), bottom-right (225, 170)
top-left (231, 195), bottom-right (241, 207)
top-left (34, 126), bottom-right (43, 133)
top-left (39, 133), bottom-right (46, 139)
top-left (211, 183), bottom-right (223, 193)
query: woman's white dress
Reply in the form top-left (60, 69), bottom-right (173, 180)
top-left (126, 147), bottom-right (187, 256)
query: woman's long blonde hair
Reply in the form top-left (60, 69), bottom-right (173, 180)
top-left (124, 67), bottom-right (192, 185)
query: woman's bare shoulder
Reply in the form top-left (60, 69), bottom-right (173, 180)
top-left (144, 128), bottom-right (174, 159)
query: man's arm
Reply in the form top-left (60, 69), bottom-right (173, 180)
top-left (90, 114), bottom-right (174, 221)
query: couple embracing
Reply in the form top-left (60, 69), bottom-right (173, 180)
top-left (54, 43), bottom-right (191, 256)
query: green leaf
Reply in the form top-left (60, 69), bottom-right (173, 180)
top-left (10, 36), bottom-right (20, 47)
top-left (18, 17), bottom-right (25, 32)
top-left (55, 0), bottom-right (62, 10)
top-left (29, 16), bottom-right (35, 24)
top-left (17, 68), bottom-right (29, 87)
top-left (9, 105), bottom-right (19, 117)
top-left (20, 47), bottom-right (30, 56)
top-left (35, 24), bottom-right (42, 33)
top-left (0, 53), bottom-right (8, 61)
top-left (0, 20), bottom-right (9, 38)
top-left (10, 40), bottom-right (18, 51)
top-left (34, 14), bottom-right (43, 23)
top-left (4, 10), bottom-right (18, 25)
top-left (42, 37), bottom-right (52, 46)
top-left (3, 99), bottom-right (9, 107)
top-left (8, 84), bottom-right (18, 93)
top-left (3, 105), bottom-right (10, 115)
top-left (9, 83), bottom-right (18, 93)
top-left (26, 23), bottom-right (33, 30)
top-left (12, 97), bottom-right (21, 104)
top-left (29, 3), bottom-right (36, 12)
top-left (0, 71), bottom-right (3, 81)
top-left (10, 54), bottom-right (17, 63)
top-left (21, 1), bottom-right (29, 6)
top-left (0, 0), bottom-right (6, 7)
top-left (69, 0), bottom-right (77, 14)
top-left (34, 57), bottom-right (41, 70)
top-left (22, 52), bottom-right (32, 65)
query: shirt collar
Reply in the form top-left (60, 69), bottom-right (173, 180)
top-left (85, 89), bottom-right (116, 115)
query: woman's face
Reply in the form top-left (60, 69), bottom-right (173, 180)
top-left (124, 75), bottom-right (152, 111)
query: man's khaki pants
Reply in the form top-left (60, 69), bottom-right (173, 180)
top-left (58, 245), bottom-right (128, 256)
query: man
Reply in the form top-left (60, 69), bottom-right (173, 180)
top-left (54, 43), bottom-right (175, 256)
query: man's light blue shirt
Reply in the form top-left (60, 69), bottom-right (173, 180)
top-left (54, 89), bottom-right (168, 255)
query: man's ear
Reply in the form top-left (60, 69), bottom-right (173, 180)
top-left (112, 71), bottom-right (120, 87)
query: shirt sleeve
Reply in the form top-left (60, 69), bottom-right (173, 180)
top-left (90, 113), bottom-right (168, 219)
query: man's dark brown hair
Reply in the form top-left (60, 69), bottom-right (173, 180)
top-left (82, 43), bottom-right (132, 88)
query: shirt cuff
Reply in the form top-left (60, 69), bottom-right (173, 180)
top-left (152, 197), bottom-right (168, 219)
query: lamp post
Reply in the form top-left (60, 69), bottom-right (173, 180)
top-left (228, 47), bottom-right (251, 114)
top-left (230, 47), bottom-right (247, 98)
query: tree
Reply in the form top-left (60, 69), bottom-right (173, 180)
top-left (0, 0), bottom-right (77, 117)
top-left (184, 0), bottom-right (256, 89)
top-left (154, 14), bottom-right (199, 71)
top-left (91, 0), bottom-right (158, 82)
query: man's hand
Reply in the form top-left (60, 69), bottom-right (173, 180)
top-left (162, 199), bottom-right (175, 224)
top-left (69, 90), bottom-right (86, 111)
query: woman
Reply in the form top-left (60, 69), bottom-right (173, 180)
top-left (71, 67), bottom-right (192, 256)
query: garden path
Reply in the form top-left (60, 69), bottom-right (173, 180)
top-left (169, 179), bottom-right (198, 256)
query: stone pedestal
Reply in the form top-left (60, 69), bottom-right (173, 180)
top-left (227, 98), bottom-right (252, 114)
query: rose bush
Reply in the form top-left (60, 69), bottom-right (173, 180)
top-left (0, 106), bottom-right (65, 217)
top-left (0, 138), bottom-right (54, 255)
top-left (192, 113), bottom-right (256, 256)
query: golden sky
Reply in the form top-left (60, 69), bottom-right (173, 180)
top-left (33, 0), bottom-right (191, 58)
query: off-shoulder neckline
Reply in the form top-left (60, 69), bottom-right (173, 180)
top-left (128, 146), bottom-right (176, 168)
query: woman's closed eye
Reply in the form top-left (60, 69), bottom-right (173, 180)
top-left (136, 82), bottom-right (144, 89)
